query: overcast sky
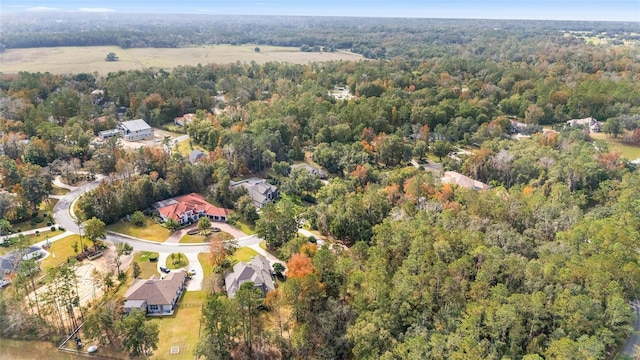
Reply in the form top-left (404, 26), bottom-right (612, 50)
top-left (1, 0), bottom-right (639, 21)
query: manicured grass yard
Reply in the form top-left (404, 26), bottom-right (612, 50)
top-left (180, 231), bottom-right (234, 243)
top-left (106, 217), bottom-right (170, 242)
top-left (40, 234), bottom-right (81, 271)
top-left (198, 252), bottom-right (214, 281)
top-left (150, 290), bottom-right (206, 360)
top-left (234, 219), bottom-right (256, 235)
top-left (231, 246), bottom-right (259, 263)
top-left (166, 253), bottom-right (189, 270)
top-left (134, 251), bottom-right (161, 279)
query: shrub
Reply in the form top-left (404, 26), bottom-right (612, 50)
top-left (148, 254), bottom-right (159, 262)
top-left (58, 226), bottom-right (65, 231)
top-left (35, 230), bottom-right (40, 236)
top-left (47, 222), bottom-right (52, 227)
top-left (51, 226), bottom-right (56, 232)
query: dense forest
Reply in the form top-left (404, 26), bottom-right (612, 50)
top-left (1, 14), bottom-right (640, 359)
top-left (1, 13), bottom-right (639, 59)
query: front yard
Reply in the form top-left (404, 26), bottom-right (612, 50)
top-left (232, 246), bottom-right (259, 263)
top-left (40, 234), bottom-right (81, 271)
top-left (107, 217), bottom-right (170, 242)
top-left (133, 251), bottom-right (161, 278)
top-left (0, 229), bottom-right (63, 256)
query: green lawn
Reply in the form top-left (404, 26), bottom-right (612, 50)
top-left (50, 185), bottom-right (70, 196)
top-left (234, 219), bottom-right (256, 235)
top-left (231, 246), bottom-right (259, 263)
top-left (150, 290), bottom-right (206, 360)
top-left (0, 229), bottom-right (62, 256)
top-left (166, 253), bottom-right (189, 270)
top-left (134, 251), bottom-right (161, 279)
top-left (106, 217), bottom-right (170, 242)
top-left (179, 231), bottom-right (234, 243)
top-left (40, 234), bottom-right (81, 271)
top-left (198, 252), bottom-right (214, 282)
top-left (590, 132), bottom-right (640, 160)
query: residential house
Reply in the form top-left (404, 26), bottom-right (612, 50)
top-left (174, 113), bottom-right (196, 126)
top-left (229, 178), bottom-right (279, 208)
top-left (291, 163), bottom-right (328, 179)
top-left (224, 254), bottom-right (275, 298)
top-left (441, 171), bottom-right (491, 191)
top-left (118, 119), bottom-right (154, 141)
top-left (189, 149), bottom-right (206, 164)
top-left (152, 193), bottom-right (231, 225)
top-left (566, 117), bottom-right (601, 133)
top-left (124, 271), bottom-right (187, 316)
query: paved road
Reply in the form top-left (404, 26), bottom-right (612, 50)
top-left (621, 299), bottom-right (640, 357)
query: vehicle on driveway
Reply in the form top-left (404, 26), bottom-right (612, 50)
top-left (160, 266), bottom-right (170, 273)
top-left (189, 269), bottom-right (196, 276)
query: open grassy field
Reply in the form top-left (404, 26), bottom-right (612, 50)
top-left (0, 45), bottom-right (363, 75)
top-left (150, 290), bottom-right (206, 359)
top-left (106, 217), bottom-right (170, 242)
top-left (589, 132), bottom-right (640, 161)
top-left (40, 234), bottom-right (81, 271)
top-left (198, 252), bottom-right (214, 281)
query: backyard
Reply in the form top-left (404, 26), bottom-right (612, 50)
top-left (589, 132), bottom-right (640, 161)
top-left (150, 290), bottom-right (206, 359)
top-left (106, 217), bottom-right (170, 242)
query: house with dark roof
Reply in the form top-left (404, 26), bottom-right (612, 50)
top-left (224, 254), bottom-right (275, 298)
top-left (189, 149), bottom-right (206, 164)
top-left (441, 171), bottom-right (491, 191)
top-left (152, 193), bottom-right (231, 225)
top-left (124, 271), bottom-right (187, 316)
top-left (117, 119), bottom-right (154, 141)
top-left (229, 178), bottom-right (279, 209)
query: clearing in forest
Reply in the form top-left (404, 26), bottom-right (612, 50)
top-left (0, 45), bottom-right (363, 75)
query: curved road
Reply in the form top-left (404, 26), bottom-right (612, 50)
top-left (621, 300), bottom-right (640, 358)
top-left (51, 176), bottom-right (284, 291)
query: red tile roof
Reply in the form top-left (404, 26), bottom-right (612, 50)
top-left (157, 193), bottom-right (231, 221)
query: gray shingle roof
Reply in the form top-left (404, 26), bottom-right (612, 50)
top-left (224, 254), bottom-right (275, 298)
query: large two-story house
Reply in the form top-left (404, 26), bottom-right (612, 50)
top-left (229, 178), bottom-right (279, 209)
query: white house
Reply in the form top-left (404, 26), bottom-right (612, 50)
top-left (174, 113), bottom-right (196, 126)
top-left (118, 119), bottom-right (154, 141)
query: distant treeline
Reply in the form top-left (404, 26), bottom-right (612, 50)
top-left (1, 13), bottom-right (639, 59)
